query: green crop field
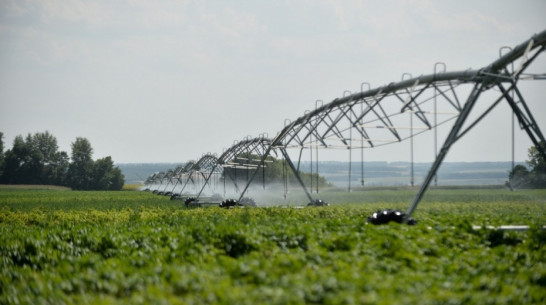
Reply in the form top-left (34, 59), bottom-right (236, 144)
top-left (1, 188), bottom-right (545, 304)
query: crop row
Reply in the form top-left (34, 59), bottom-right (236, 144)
top-left (1, 189), bottom-right (546, 304)
top-left (2, 188), bottom-right (546, 210)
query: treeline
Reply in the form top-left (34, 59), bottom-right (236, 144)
top-left (223, 152), bottom-right (330, 187)
top-left (508, 142), bottom-right (545, 189)
top-left (0, 131), bottom-right (124, 190)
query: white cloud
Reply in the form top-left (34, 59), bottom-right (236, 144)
top-left (1, 0), bottom-right (544, 163)
top-left (328, 0), bottom-right (351, 31)
top-left (38, 0), bottom-right (109, 27)
top-left (0, 0), bottom-right (33, 18)
top-left (412, 2), bottom-right (513, 35)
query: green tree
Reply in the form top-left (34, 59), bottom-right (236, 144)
top-left (508, 141), bottom-right (546, 188)
top-left (66, 138), bottom-right (125, 190)
top-left (23, 133), bottom-right (46, 184)
top-left (109, 166), bottom-right (125, 190)
top-left (1, 132), bottom-right (123, 189)
top-left (1, 135), bottom-right (31, 184)
top-left (527, 141), bottom-right (546, 170)
top-left (29, 131), bottom-right (61, 184)
top-left (51, 151), bottom-right (70, 186)
top-left (508, 164), bottom-right (529, 188)
top-left (0, 132), bottom-right (4, 178)
top-left (30, 131), bottom-right (58, 164)
top-left (91, 156), bottom-right (124, 190)
top-left (0, 132), bottom-right (64, 185)
top-left (526, 141), bottom-right (545, 187)
top-left (67, 137), bottom-right (94, 190)
top-left (222, 153), bottom-right (328, 187)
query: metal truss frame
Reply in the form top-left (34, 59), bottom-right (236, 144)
top-left (196, 136), bottom-right (274, 201)
top-left (264, 30), bottom-right (545, 218)
top-left (145, 30), bottom-right (546, 216)
top-left (171, 155), bottom-right (220, 197)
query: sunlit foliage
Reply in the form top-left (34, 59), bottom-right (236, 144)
top-left (1, 189), bottom-right (545, 304)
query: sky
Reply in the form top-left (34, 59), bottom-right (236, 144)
top-left (1, 0), bottom-right (545, 164)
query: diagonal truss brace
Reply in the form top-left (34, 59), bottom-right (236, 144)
top-left (406, 64), bottom-right (546, 221)
top-left (405, 82), bottom-right (485, 219)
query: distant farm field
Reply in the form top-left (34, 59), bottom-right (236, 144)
top-left (0, 184), bottom-right (71, 191)
top-left (1, 188), bottom-right (545, 304)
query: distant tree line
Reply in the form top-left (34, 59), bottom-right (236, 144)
top-left (507, 142), bottom-right (545, 189)
top-left (223, 152), bottom-right (330, 187)
top-left (0, 131), bottom-right (124, 190)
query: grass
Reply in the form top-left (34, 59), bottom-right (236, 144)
top-left (0, 184), bottom-right (70, 191)
top-left (122, 184), bottom-right (144, 191)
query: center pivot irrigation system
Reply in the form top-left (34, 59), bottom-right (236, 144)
top-left (145, 30), bottom-right (546, 221)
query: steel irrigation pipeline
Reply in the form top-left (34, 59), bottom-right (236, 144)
top-left (144, 29), bottom-right (546, 224)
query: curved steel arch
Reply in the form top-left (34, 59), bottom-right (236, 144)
top-left (272, 29), bottom-right (546, 149)
top-left (165, 164), bottom-right (193, 194)
top-left (144, 162), bottom-right (195, 193)
top-left (217, 136), bottom-right (273, 164)
top-left (273, 72), bottom-right (471, 149)
top-left (264, 29), bottom-right (546, 217)
top-left (171, 154), bottom-right (221, 197)
top-left (145, 171), bottom-right (165, 190)
top-left (228, 29), bottom-right (546, 212)
top-left (146, 30), bottom-right (546, 215)
top-left (195, 136), bottom-right (275, 200)
top-left (194, 154), bottom-right (221, 174)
